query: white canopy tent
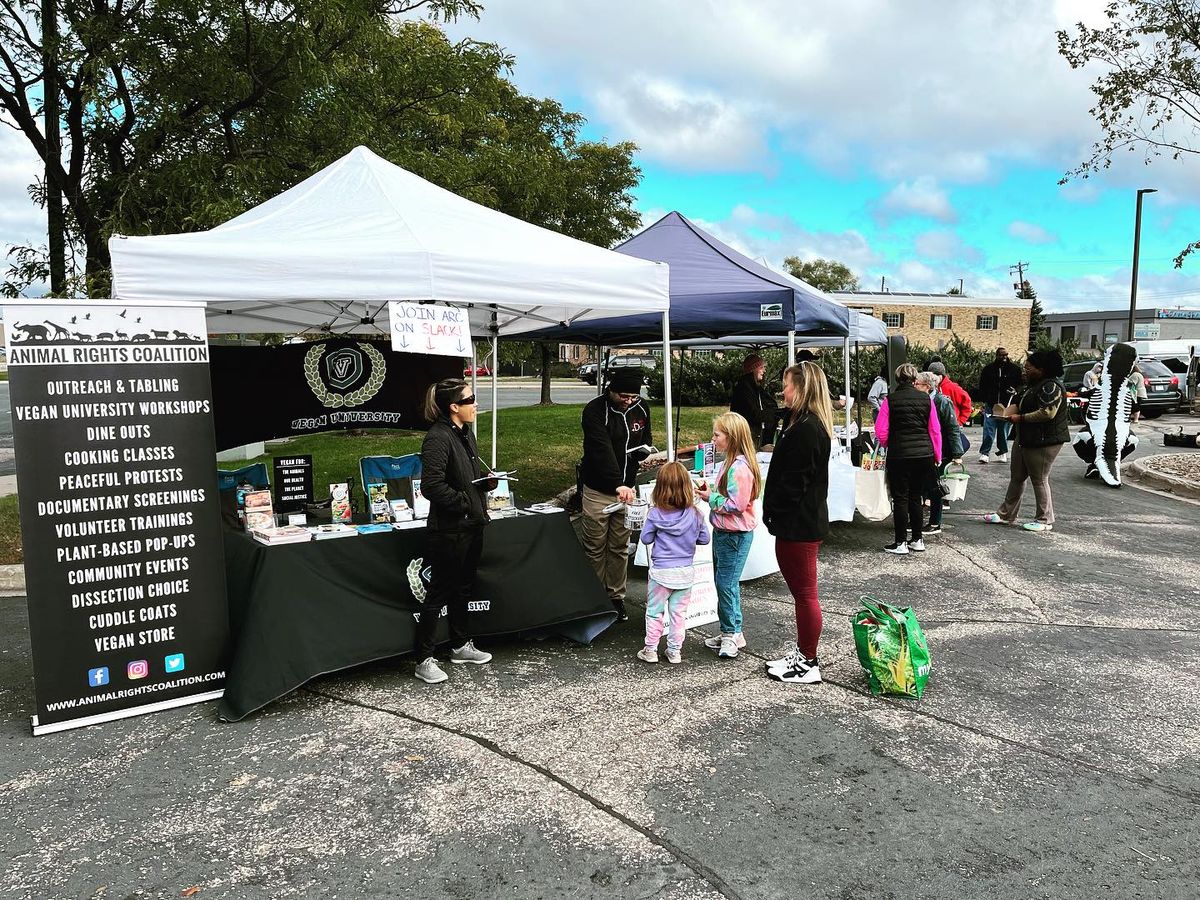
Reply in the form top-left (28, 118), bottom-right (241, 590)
top-left (109, 146), bottom-right (675, 461)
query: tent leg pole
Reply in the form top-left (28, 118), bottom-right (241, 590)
top-left (490, 335), bottom-right (499, 469)
top-left (674, 348), bottom-right (684, 440)
top-left (788, 331), bottom-right (796, 367)
top-left (661, 311), bottom-right (674, 461)
top-left (471, 343), bottom-right (478, 398)
top-left (843, 336), bottom-right (852, 450)
top-left (854, 341), bottom-right (862, 433)
top-left (597, 345), bottom-right (606, 397)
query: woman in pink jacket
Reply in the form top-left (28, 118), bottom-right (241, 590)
top-left (696, 412), bottom-right (762, 659)
top-left (874, 364), bottom-right (942, 555)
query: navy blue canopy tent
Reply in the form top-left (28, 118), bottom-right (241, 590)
top-left (528, 212), bottom-right (850, 343)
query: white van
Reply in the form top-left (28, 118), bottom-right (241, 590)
top-left (1130, 339), bottom-right (1199, 404)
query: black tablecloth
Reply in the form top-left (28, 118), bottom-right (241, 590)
top-left (218, 513), bottom-right (613, 721)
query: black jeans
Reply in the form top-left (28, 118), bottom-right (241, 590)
top-left (887, 457), bottom-right (935, 544)
top-left (414, 525), bottom-right (485, 660)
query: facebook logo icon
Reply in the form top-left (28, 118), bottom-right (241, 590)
top-left (88, 666), bottom-right (110, 688)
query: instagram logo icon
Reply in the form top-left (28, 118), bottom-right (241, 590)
top-left (127, 660), bottom-right (149, 680)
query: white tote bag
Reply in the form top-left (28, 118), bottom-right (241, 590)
top-left (827, 449), bottom-right (857, 523)
top-left (855, 468), bottom-right (892, 521)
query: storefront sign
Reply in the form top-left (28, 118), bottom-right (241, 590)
top-left (5, 302), bottom-right (229, 735)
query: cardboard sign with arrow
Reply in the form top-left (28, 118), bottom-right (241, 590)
top-left (388, 301), bottom-right (471, 358)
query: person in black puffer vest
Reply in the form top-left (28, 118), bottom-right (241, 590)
top-left (412, 379), bottom-right (497, 685)
top-left (874, 363), bottom-right (942, 554)
top-left (984, 350), bottom-right (1069, 533)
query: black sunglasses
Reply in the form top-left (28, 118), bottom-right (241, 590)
top-left (453, 394), bottom-right (477, 406)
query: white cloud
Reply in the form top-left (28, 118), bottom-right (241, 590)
top-left (591, 79), bottom-right (769, 171)
top-left (0, 127), bottom-right (47, 254)
top-left (1008, 221), bottom-right (1060, 245)
top-left (876, 178), bottom-right (957, 224)
top-left (914, 229), bottom-right (983, 263)
top-left (444, 1), bottom-right (1111, 180)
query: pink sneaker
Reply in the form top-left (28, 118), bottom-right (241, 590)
top-left (982, 513), bottom-right (1008, 524)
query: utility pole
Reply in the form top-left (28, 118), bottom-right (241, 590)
top-left (958, 278), bottom-right (964, 295)
top-left (1009, 262), bottom-right (1029, 297)
top-left (880, 276), bottom-right (886, 293)
top-left (1129, 188), bottom-right (1157, 341)
top-left (42, 0), bottom-right (66, 295)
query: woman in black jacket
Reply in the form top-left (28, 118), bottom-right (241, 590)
top-left (762, 361), bottom-right (832, 686)
top-left (413, 379), bottom-right (496, 684)
top-left (875, 362), bottom-right (942, 554)
top-left (984, 350), bottom-right (1069, 533)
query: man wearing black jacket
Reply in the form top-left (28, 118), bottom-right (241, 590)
top-left (578, 367), bottom-right (653, 620)
top-left (978, 347), bottom-right (1022, 463)
top-left (730, 354), bottom-right (780, 448)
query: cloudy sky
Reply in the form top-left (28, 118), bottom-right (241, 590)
top-left (441, 0), bottom-right (1200, 312)
top-left (4, 0), bottom-right (1199, 313)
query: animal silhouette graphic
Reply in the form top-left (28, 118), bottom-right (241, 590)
top-left (12, 322), bottom-right (50, 341)
top-left (70, 331), bottom-right (92, 342)
top-left (115, 330), bottom-right (128, 340)
top-left (118, 309), bottom-right (127, 319)
top-left (95, 332), bottom-right (113, 340)
top-left (151, 329), bottom-right (170, 340)
top-left (44, 320), bottom-right (69, 340)
top-left (171, 329), bottom-right (194, 341)
top-left (69, 316), bottom-right (77, 325)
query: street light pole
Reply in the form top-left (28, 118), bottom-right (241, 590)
top-left (1128, 188), bottom-right (1158, 341)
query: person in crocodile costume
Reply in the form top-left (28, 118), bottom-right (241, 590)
top-left (1070, 342), bottom-right (1138, 487)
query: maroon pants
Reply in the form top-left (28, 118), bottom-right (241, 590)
top-left (775, 539), bottom-right (822, 660)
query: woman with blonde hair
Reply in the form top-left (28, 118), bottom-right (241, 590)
top-left (761, 362), bottom-right (833, 685)
top-left (697, 412), bottom-right (762, 658)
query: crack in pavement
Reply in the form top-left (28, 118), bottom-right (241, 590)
top-left (302, 686), bottom-right (746, 900)
top-left (700, 629), bottom-right (1200, 807)
top-left (940, 535), bottom-right (1051, 623)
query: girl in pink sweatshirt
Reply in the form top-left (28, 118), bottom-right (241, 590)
top-left (696, 413), bottom-right (762, 659)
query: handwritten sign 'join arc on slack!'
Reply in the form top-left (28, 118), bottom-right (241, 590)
top-left (387, 302), bottom-right (471, 358)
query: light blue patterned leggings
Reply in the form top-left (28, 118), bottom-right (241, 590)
top-left (645, 579), bottom-right (693, 652)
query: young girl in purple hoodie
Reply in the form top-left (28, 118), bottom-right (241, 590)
top-left (637, 461), bottom-right (711, 664)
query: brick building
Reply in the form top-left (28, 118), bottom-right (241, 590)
top-left (831, 291), bottom-right (1033, 352)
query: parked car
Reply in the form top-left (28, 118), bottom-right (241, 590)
top-left (577, 356), bottom-right (656, 386)
top-left (463, 364), bottom-right (491, 377)
top-left (1062, 356), bottom-right (1182, 418)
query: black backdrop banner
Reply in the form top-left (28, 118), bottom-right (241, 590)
top-left (209, 340), bottom-right (462, 449)
top-left (5, 302), bottom-right (229, 735)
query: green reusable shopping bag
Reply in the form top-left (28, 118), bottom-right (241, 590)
top-left (851, 596), bottom-right (931, 698)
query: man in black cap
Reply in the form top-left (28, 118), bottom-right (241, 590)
top-left (730, 353), bottom-right (781, 448)
top-left (578, 366), bottom-right (654, 620)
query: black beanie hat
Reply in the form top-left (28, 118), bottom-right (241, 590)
top-left (607, 367), bottom-right (644, 394)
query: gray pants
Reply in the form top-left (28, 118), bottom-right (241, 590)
top-left (579, 485), bottom-right (632, 603)
top-left (997, 444), bottom-right (1062, 525)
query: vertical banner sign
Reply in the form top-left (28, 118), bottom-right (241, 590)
top-left (388, 301), bottom-right (471, 357)
top-left (272, 455), bottom-right (314, 512)
top-left (5, 303), bottom-right (229, 735)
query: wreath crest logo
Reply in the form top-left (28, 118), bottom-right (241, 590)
top-left (304, 342), bottom-right (386, 408)
top-left (406, 557), bottom-right (433, 602)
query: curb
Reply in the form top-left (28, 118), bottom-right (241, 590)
top-left (1125, 455), bottom-right (1200, 501)
top-left (0, 563), bottom-right (25, 597)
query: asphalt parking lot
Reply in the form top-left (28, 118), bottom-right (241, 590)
top-left (1, 415), bottom-right (1198, 899)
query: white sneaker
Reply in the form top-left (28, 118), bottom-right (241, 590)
top-left (414, 657), bottom-right (448, 684)
top-left (997, 453), bottom-right (1009, 462)
top-left (636, 647), bottom-right (658, 663)
top-left (768, 655), bottom-right (822, 685)
top-left (978, 454), bottom-right (988, 464)
top-left (718, 634), bottom-right (739, 658)
top-left (664, 648), bottom-right (682, 664)
top-left (765, 643), bottom-right (801, 673)
top-left (704, 632), bottom-right (747, 650)
top-left (450, 641), bottom-right (492, 665)
top-left (883, 542), bottom-right (909, 555)
top-left (908, 539), bottom-right (926, 552)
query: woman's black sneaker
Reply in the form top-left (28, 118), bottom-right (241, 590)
top-left (613, 601), bottom-right (629, 622)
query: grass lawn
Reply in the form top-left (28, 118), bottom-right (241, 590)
top-left (0, 401), bottom-right (726, 566)
top-left (234, 401), bottom-right (727, 506)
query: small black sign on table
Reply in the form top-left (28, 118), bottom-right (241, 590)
top-left (272, 455), bottom-right (314, 512)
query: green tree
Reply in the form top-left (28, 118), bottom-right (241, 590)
top-left (782, 257), bottom-right (861, 292)
top-left (0, 1), bottom-right (641, 303)
top-left (1057, 0), bottom-right (1200, 265)
top-left (1027, 295), bottom-right (1047, 351)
